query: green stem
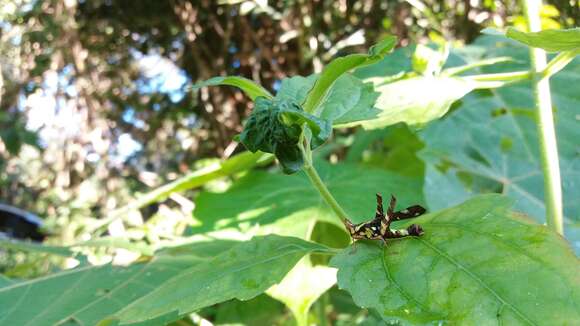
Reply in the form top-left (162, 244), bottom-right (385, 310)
top-left (542, 49), bottom-right (580, 78)
top-left (443, 56), bottom-right (513, 76)
top-left (522, 0), bottom-right (564, 234)
top-left (302, 163), bottom-right (350, 222)
top-left (293, 308), bottom-right (309, 326)
top-left (463, 50), bottom-right (578, 88)
top-left (300, 137), bottom-right (350, 223)
top-left (466, 70), bottom-right (531, 82)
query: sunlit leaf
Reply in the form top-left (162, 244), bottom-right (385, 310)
top-left (357, 77), bottom-right (474, 129)
top-left (331, 195), bottom-right (580, 324)
top-left (412, 43), bottom-right (449, 76)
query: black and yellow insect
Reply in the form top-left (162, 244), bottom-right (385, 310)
top-left (343, 193), bottom-right (426, 246)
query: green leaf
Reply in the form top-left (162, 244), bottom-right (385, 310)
top-left (192, 76), bottom-right (273, 100)
top-left (318, 74), bottom-right (380, 127)
top-left (331, 195), bottom-right (580, 324)
top-left (239, 97), bottom-right (331, 174)
top-left (112, 235), bottom-right (331, 325)
top-left (275, 75), bottom-right (318, 103)
top-left (505, 27), bottom-right (580, 52)
top-left (357, 76), bottom-right (474, 129)
top-left (0, 246), bottom-right (207, 325)
top-left (302, 37), bottom-right (397, 114)
top-left (418, 35), bottom-right (580, 253)
top-left (267, 258), bottom-right (336, 325)
top-left (193, 162), bottom-right (424, 238)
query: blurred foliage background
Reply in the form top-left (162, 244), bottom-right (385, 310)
top-left (0, 0), bottom-right (578, 277)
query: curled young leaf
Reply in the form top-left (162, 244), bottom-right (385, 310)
top-left (239, 97), bottom-right (331, 174)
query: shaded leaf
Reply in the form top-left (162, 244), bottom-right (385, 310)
top-left (192, 76), bottom-right (273, 100)
top-left (331, 195), bottom-right (580, 324)
top-left (112, 235), bottom-right (332, 325)
top-left (0, 275), bottom-right (14, 288)
top-left (418, 36), bottom-right (580, 252)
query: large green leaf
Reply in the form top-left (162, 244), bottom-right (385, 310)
top-left (192, 162), bottom-right (425, 238)
top-left (0, 239), bottom-right (234, 326)
top-left (111, 235), bottom-right (331, 325)
top-left (331, 195), bottom-right (580, 324)
top-left (418, 35), bottom-right (580, 252)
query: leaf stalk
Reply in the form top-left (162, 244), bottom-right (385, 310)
top-left (300, 136), bottom-right (350, 223)
top-left (522, 0), bottom-right (564, 234)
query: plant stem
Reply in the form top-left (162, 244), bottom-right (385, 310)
top-left (522, 0), bottom-right (564, 234)
top-left (302, 164), bottom-right (350, 222)
top-left (542, 49), bottom-right (580, 78)
top-left (300, 137), bottom-right (350, 223)
top-left (466, 70), bottom-right (531, 83)
top-left (463, 50), bottom-right (578, 88)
